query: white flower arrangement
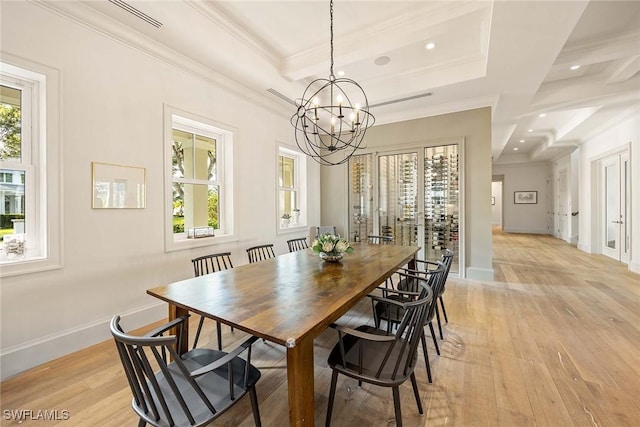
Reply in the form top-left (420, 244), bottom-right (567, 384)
top-left (312, 233), bottom-right (354, 255)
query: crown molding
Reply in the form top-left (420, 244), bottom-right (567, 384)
top-left (30, 0), bottom-right (291, 119)
top-left (579, 103), bottom-right (640, 144)
top-left (555, 30), bottom-right (640, 67)
top-left (184, 0), bottom-right (281, 69)
top-left (605, 55), bottom-right (640, 85)
top-left (366, 53), bottom-right (487, 89)
top-left (281, 0), bottom-right (491, 80)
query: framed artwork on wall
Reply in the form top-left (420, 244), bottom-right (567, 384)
top-left (514, 191), bottom-right (537, 204)
top-left (92, 162), bottom-right (146, 209)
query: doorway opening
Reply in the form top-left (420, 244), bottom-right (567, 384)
top-left (599, 151), bottom-right (630, 263)
top-left (491, 177), bottom-right (503, 229)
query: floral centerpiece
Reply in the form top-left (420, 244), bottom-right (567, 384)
top-left (312, 233), bottom-right (354, 262)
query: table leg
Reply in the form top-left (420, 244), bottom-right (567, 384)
top-left (169, 304), bottom-right (189, 356)
top-left (286, 337), bottom-right (315, 426)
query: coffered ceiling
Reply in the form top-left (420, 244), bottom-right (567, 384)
top-left (45, 0), bottom-right (640, 164)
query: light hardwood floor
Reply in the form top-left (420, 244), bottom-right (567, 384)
top-left (2, 229), bottom-right (639, 426)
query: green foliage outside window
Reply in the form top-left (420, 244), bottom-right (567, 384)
top-left (0, 103), bottom-right (23, 241)
top-left (172, 189), bottom-right (218, 233)
top-left (0, 104), bottom-right (21, 161)
top-left (207, 189), bottom-right (219, 229)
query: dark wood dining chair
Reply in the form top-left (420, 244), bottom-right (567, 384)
top-left (437, 249), bottom-right (454, 325)
top-left (325, 282), bottom-right (434, 426)
top-left (287, 237), bottom-right (309, 252)
top-left (408, 250), bottom-right (454, 339)
top-left (110, 315), bottom-right (262, 427)
top-left (370, 263), bottom-right (445, 383)
top-left (192, 251), bottom-right (233, 276)
top-left (367, 235), bottom-right (393, 244)
top-left (191, 252), bottom-right (234, 350)
top-left (246, 244), bottom-right (276, 263)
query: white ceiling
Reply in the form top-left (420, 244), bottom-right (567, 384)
top-left (54, 0), bottom-right (640, 164)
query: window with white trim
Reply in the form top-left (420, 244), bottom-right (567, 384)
top-left (0, 58), bottom-right (61, 275)
top-left (278, 146), bottom-right (306, 230)
top-left (165, 108), bottom-right (234, 250)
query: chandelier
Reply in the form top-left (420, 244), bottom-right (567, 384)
top-left (291, 0), bottom-right (375, 166)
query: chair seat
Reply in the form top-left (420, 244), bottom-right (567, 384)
top-left (327, 325), bottom-right (418, 386)
top-left (374, 294), bottom-right (412, 325)
top-left (135, 348), bottom-right (261, 427)
top-left (325, 284), bottom-right (433, 426)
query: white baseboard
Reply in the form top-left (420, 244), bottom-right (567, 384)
top-left (0, 303), bottom-right (166, 381)
top-left (630, 260), bottom-right (640, 275)
top-left (502, 227), bottom-right (550, 235)
top-left (577, 242), bottom-right (591, 253)
top-left (466, 267), bottom-right (494, 281)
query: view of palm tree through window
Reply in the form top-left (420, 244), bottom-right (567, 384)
top-left (0, 84), bottom-right (25, 242)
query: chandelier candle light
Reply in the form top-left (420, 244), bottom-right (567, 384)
top-left (291, 0), bottom-right (375, 166)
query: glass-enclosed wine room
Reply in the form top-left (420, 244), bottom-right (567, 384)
top-left (348, 141), bottom-right (462, 275)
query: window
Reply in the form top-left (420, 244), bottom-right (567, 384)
top-left (0, 84), bottom-right (28, 243)
top-left (278, 146), bottom-right (306, 230)
top-left (165, 107), bottom-right (234, 251)
top-left (0, 57), bottom-right (61, 275)
top-left (0, 171), bottom-right (14, 182)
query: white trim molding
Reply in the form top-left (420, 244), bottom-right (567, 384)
top-left (0, 303), bottom-right (165, 381)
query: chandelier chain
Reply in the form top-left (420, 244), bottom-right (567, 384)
top-left (329, 0), bottom-right (334, 79)
top-left (290, 0), bottom-right (375, 166)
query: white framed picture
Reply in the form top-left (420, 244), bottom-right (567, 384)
top-left (514, 191), bottom-right (537, 204)
top-left (92, 162), bottom-right (146, 209)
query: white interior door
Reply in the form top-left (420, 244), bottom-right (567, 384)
top-left (601, 153), bottom-right (630, 263)
top-left (557, 169), bottom-right (569, 241)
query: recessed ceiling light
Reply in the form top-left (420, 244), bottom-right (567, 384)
top-left (570, 65), bottom-right (581, 70)
top-left (539, 113), bottom-right (546, 117)
top-left (374, 56), bottom-right (391, 66)
top-left (527, 129), bottom-right (533, 132)
top-left (337, 70), bottom-right (345, 76)
top-left (425, 42), bottom-right (436, 50)
top-left (513, 147), bottom-right (519, 151)
top-left (519, 139), bottom-right (525, 143)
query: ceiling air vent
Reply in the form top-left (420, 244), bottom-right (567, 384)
top-left (370, 92), bottom-right (432, 108)
top-left (108, 0), bottom-right (163, 28)
top-left (267, 88), bottom-right (297, 106)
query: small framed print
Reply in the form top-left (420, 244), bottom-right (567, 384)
top-left (514, 191), bottom-right (537, 204)
top-left (92, 162), bottom-right (146, 209)
top-left (491, 197), bottom-right (495, 205)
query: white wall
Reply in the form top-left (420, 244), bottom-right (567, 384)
top-left (492, 162), bottom-right (551, 234)
top-left (322, 107), bottom-right (494, 280)
top-left (578, 113), bottom-right (640, 274)
top-left (0, 2), bottom-right (320, 379)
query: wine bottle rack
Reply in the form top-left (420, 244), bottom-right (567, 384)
top-left (424, 144), bottom-right (459, 268)
top-left (349, 154), bottom-right (373, 243)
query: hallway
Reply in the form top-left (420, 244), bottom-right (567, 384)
top-left (1, 230), bottom-right (639, 426)
top-left (471, 229), bottom-right (640, 425)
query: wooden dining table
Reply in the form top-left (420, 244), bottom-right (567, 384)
top-left (147, 242), bottom-right (419, 426)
